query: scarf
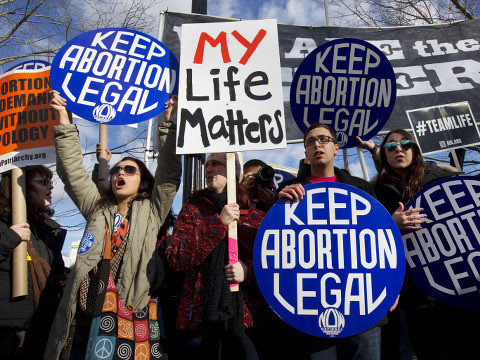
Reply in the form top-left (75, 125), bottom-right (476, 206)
top-left (202, 191), bottom-right (246, 359)
top-left (79, 215), bottom-right (129, 316)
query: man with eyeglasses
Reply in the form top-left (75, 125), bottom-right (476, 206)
top-left (275, 123), bottom-right (387, 360)
top-left (278, 123), bottom-right (374, 200)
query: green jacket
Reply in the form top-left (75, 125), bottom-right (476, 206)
top-left (45, 122), bottom-right (181, 360)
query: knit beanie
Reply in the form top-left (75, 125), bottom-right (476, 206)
top-left (206, 152), bottom-right (243, 181)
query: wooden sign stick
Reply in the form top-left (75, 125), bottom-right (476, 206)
top-left (11, 167), bottom-right (28, 298)
top-left (227, 153), bottom-right (239, 292)
top-left (98, 124), bottom-right (109, 181)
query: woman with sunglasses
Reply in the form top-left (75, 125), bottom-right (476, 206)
top-left (0, 165), bottom-right (67, 360)
top-left (165, 152), bottom-right (265, 360)
top-left (357, 129), bottom-right (457, 230)
top-left (46, 91), bottom-right (181, 360)
top-left (357, 129), bottom-right (473, 360)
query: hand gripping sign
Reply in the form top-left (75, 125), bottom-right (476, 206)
top-left (254, 183), bottom-right (405, 337)
top-left (403, 176), bottom-right (480, 310)
top-left (50, 28), bottom-right (179, 125)
top-left (290, 38), bottom-right (396, 149)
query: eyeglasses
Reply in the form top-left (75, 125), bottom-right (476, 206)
top-left (305, 135), bottom-right (336, 147)
top-left (32, 178), bottom-right (53, 186)
top-left (110, 165), bottom-right (140, 176)
top-left (384, 140), bottom-right (415, 152)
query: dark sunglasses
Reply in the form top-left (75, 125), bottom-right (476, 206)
top-left (305, 135), bottom-right (337, 147)
top-left (384, 140), bottom-right (415, 152)
top-left (32, 177), bottom-right (53, 186)
top-left (110, 165), bottom-right (140, 176)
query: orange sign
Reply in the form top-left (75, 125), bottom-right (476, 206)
top-left (0, 68), bottom-right (58, 156)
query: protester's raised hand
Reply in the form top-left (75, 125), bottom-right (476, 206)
top-left (163, 95), bottom-right (178, 123)
top-left (10, 223), bottom-right (31, 242)
top-left (278, 183), bottom-right (305, 202)
top-left (392, 202), bottom-right (427, 231)
top-left (356, 136), bottom-right (377, 152)
top-left (96, 143), bottom-right (112, 163)
top-left (224, 260), bottom-right (247, 283)
top-left (220, 203), bottom-right (240, 226)
top-left (49, 90), bottom-right (72, 125)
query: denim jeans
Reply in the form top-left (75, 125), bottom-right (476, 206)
top-left (307, 327), bottom-right (381, 360)
top-left (337, 327), bottom-right (381, 360)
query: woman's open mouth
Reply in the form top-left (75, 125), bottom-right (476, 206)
top-left (116, 177), bottom-right (126, 189)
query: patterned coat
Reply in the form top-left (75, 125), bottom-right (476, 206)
top-left (165, 194), bottom-right (264, 331)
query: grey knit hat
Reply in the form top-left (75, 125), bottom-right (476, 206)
top-left (206, 152), bottom-right (243, 181)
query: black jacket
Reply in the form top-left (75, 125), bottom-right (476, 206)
top-left (374, 161), bottom-right (459, 310)
top-left (0, 217), bottom-right (66, 329)
top-left (278, 164), bottom-right (375, 197)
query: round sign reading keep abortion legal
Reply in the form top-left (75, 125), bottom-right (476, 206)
top-left (290, 38), bottom-right (396, 148)
top-left (254, 182), bottom-right (405, 338)
top-left (5, 60), bottom-right (50, 73)
top-left (403, 176), bottom-right (480, 310)
top-left (51, 28), bottom-right (179, 125)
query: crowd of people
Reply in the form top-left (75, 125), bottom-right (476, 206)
top-left (0, 91), bottom-right (477, 360)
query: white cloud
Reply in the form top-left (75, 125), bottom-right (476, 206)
top-left (257, 0), bottom-right (327, 26)
top-left (161, 0), bottom-right (191, 13)
top-left (208, 0), bottom-right (241, 19)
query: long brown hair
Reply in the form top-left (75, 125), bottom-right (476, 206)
top-left (0, 165), bottom-right (54, 222)
top-left (186, 182), bottom-right (253, 210)
top-left (92, 157), bottom-right (155, 214)
top-left (377, 129), bottom-right (425, 202)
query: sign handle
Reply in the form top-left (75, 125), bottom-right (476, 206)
top-left (227, 153), bottom-right (239, 292)
top-left (450, 149), bottom-right (462, 171)
top-left (98, 124), bottom-right (109, 181)
top-left (342, 149), bottom-right (349, 172)
top-left (12, 167), bottom-right (28, 298)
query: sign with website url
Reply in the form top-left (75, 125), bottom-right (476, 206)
top-left (407, 101), bottom-right (480, 155)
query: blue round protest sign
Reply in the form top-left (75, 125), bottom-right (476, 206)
top-left (254, 182), bottom-right (405, 338)
top-left (51, 28), bottom-right (179, 125)
top-left (273, 169), bottom-right (296, 190)
top-left (5, 60), bottom-right (50, 73)
top-left (290, 38), bottom-right (396, 148)
top-left (403, 176), bottom-right (480, 310)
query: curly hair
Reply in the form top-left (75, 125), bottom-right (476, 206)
top-left (377, 129), bottom-right (425, 202)
top-left (92, 157), bottom-right (155, 214)
top-left (0, 165), bottom-right (55, 222)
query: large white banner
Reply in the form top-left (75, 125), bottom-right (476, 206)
top-left (176, 19), bottom-right (286, 154)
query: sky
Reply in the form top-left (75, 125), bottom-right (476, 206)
top-left (2, 0), bottom-right (385, 265)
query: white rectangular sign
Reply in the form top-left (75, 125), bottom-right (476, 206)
top-left (176, 19), bottom-right (286, 154)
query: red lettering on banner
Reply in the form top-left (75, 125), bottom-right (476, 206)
top-left (231, 29), bottom-right (267, 65)
top-left (193, 29), bottom-right (268, 65)
top-left (193, 31), bottom-right (231, 64)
